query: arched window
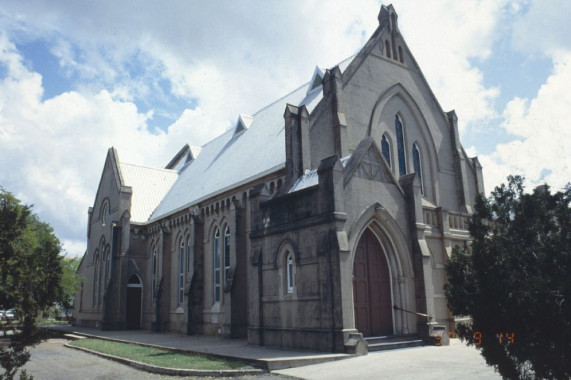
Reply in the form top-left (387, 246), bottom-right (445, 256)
top-left (178, 239), bottom-right (184, 304)
top-left (224, 226), bottom-right (230, 283)
top-left (385, 40), bottom-right (391, 58)
top-left (101, 202), bottom-right (109, 226)
top-left (395, 114), bottom-right (406, 176)
top-left (412, 143), bottom-right (424, 194)
top-left (381, 134), bottom-right (392, 169)
top-left (213, 228), bottom-right (221, 303)
top-left (398, 46), bottom-right (404, 63)
top-left (151, 248), bottom-right (157, 302)
top-left (286, 251), bottom-right (294, 294)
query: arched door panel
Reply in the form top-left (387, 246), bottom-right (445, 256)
top-left (353, 229), bottom-right (393, 336)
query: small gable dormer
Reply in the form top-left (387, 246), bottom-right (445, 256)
top-left (234, 114), bottom-right (254, 135)
top-left (165, 144), bottom-right (202, 171)
top-left (307, 66), bottom-right (326, 95)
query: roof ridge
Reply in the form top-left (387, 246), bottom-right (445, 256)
top-left (120, 162), bottom-right (178, 173)
top-left (253, 54), bottom-right (357, 117)
top-left (253, 81), bottom-right (310, 117)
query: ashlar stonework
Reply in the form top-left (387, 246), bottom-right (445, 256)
top-left (74, 4), bottom-right (483, 354)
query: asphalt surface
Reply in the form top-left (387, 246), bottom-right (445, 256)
top-left (20, 339), bottom-right (286, 380)
top-left (18, 335), bottom-right (502, 380)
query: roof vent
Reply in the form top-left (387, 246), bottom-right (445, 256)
top-left (307, 66), bottom-right (325, 94)
top-left (234, 114), bottom-right (254, 135)
top-left (165, 144), bottom-right (202, 171)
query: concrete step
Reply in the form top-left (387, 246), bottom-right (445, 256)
top-left (64, 333), bottom-right (87, 340)
top-left (365, 335), bottom-right (424, 352)
top-left (365, 334), bottom-right (418, 345)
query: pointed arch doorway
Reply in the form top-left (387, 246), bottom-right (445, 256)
top-left (353, 228), bottom-right (393, 336)
top-left (126, 275), bottom-right (142, 329)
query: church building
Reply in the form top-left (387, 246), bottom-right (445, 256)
top-left (74, 5), bottom-right (483, 354)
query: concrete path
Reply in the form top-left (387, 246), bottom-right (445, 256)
top-left (46, 326), bottom-right (501, 378)
top-left (48, 325), bottom-right (350, 370)
top-left (23, 338), bottom-right (287, 379)
top-left (274, 339), bottom-right (501, 380)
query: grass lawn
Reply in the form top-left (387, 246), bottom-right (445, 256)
top-left (37, 320), bottom-right (70, 326)
top-left (69, 338), bottom-right (253, 370)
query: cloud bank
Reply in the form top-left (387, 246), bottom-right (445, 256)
top-left (0, 0), bottom-right (568, 257)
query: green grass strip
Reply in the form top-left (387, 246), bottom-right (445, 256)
top-left (69, 338), bottom-right (252, 370)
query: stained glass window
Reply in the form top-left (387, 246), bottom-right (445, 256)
top-left (395, 115), bottom-right (406, 176)
top-left (412, 143), bottom-right (424, 194)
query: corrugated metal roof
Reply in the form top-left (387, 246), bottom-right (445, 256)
top-left (149, 81), bottom-right (323, 221)
top-left (289, 155), bottom-right (352, 193)
top-left (118, 163), bottom-right (179, 223)
top-left (148, 56), bottom-right (355, 222)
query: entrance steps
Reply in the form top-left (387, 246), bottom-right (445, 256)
top-left (365, 334), bottom-right (424, 352)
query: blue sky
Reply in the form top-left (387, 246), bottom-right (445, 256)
top-left (0, 0), bottom-right (569, 257)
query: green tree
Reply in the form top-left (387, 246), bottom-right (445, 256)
top-left (58, 256), bottom-right (82, 318)
top-left (446, 176), bottom-right (570, 379)
top-left (0, 188), bottom-right (64, 379)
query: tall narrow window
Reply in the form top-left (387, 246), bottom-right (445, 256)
top-left (105, 247), bottom-right (110, 283)
top-left (213, 228), bottom-right (221, 302)
top-left (186, 238), bottom-right (192, 273)
top-left (101, 202), bottom-right (109, 226)
top-left (398, 46), bottom-right (404, 63)
top-left (286, 251), bottom-right (294, 294)
top-left (224, 226), bottom-right (230, 286)
top-left (381, 134), bottom-right (391, 169)
top-left (395, 114), bottom-right (406, 176)
top-left (151, 248), bottom-right (157, 302)
top-left (412, 143), bottom-right (424, 194)
top-left (93, 255), bottom-right (99, 306)
top-left (99, 251), bottom-right (105, 305)
top-left (178, 240), bottom-right (184, 304)
top-left (385, 40), bottom-right (391, 58)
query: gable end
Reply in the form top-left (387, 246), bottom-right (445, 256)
top-left (344, 137), bottom-right (401, 191)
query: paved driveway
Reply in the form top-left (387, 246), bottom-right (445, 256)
top-left (275, 339), bottom-right (502, 380)
top-left (18, 337), bottom-right (501, 380)
top-left (21, 339), bottom-right (173, 380)
top-left (20, 338), bottom-right (286, 380)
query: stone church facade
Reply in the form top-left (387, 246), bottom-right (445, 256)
top-left (74, 5), bottom-right (483, 353)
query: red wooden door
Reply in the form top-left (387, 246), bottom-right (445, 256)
top-left (353, 229), bottom-right (393, 336)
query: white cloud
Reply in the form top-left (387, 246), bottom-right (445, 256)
top-left (1, 0), bottom-right (567, 259)
top-left (61, 239), bottom-right (86, 258)
top-left (479, 51), bottom-right (571, 192)
top-left (0, 36), bottom-right (166, 253)
top-left (512, 0), bottom-right (571, 56)
top-left (475, 0), bottom-right (571, 193)
top-left (392, 0), bottom-right (506, 131)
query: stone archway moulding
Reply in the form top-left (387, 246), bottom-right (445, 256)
top-left (367, 83), bottom-right (441, 174)
top-left (346, 202), bottom-right (416, 335)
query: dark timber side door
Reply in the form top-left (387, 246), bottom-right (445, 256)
top-left (353, 229), bottom-right (393, 336)
top-left (126, 275), bottom-right (142, 330)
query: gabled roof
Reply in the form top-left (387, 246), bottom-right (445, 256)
top-left (150, 83), bottom-right (323, 221)
top-left (118, 163), bottom-right (178, 223)
top-left (146, 57), bottom-right (355, 222)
